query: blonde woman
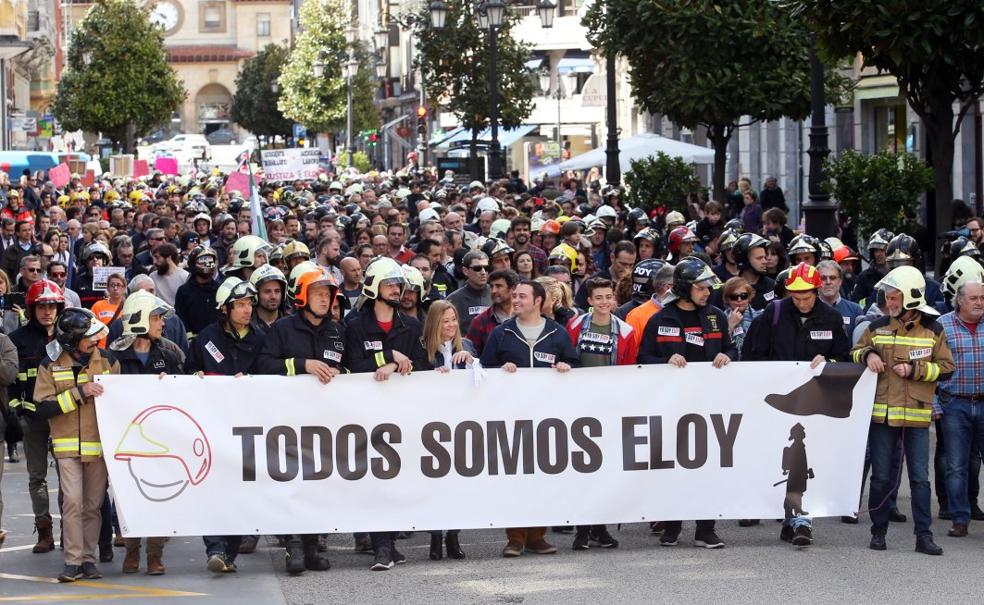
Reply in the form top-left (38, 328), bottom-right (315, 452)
top-left (420, 300), bottom-right (472, 560)
top-left (535, 276), bottom-right (576, 324)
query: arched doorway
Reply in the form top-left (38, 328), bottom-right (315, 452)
top-left (195, 83), bottom-right (232, 136)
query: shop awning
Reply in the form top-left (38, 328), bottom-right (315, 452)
top-left (435, 124), bottom-right (539, 149)
top-left (556, 57), bottom-right (595, 74)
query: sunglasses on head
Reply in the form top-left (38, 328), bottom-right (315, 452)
top-left (728, 292), bottom-right (750, 301)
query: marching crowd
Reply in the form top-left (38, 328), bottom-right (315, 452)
top-left (0, 163), bottom-right (982, 582)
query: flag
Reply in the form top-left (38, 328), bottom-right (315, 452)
top-left (235, 149), bottom-right (251, 174)
top-left (247, 161), bottom-right (267, 241)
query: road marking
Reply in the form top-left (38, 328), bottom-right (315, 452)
top-left (0, 572), bottom-right (206, 601)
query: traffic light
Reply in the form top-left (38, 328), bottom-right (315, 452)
top-left (416, 106), bottom-right (428, 139)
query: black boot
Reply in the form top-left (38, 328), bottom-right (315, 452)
top-left (429, 534), bottom-right (443, 561)
top-left (572, 527), bottom-right (590, 551)
top-left (445, 532), bottom-right (465, 559)
top-left (915, 534), bottom-right (943, 555)
top-left (285, 539), bottom-right (305, 575)
top-left (303, 542), bottom-right (330, 571)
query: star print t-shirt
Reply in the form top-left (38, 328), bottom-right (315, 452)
top-left (578, 320), bottom-right (613, 367)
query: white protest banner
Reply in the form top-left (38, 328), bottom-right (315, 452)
top-left (92, 266), bottom-right (126, 291)
top-left (95, 363), bottom-right (875, 537)
top-left (260, 148), bottom-right (321, 181)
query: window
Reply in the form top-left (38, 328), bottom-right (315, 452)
top-left (257, 13), bottom-right (271, 36)
top-left (200, 1), bottom-right (226, 32)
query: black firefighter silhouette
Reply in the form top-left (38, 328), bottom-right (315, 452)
top-left (763, 364), bottom-right (866, 519)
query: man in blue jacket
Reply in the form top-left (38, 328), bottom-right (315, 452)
top-left (480, 279), bottom-right (578, 558)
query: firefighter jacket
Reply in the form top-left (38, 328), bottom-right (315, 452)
top-left (851, 313), bottom-right (954, 428)
top-left (31, 347), bottom-right (120, 460)
top-left (343, 306), bottom-right (430, 373)
top-left (8, 320), bottom-right (49, 417)
top-left (257, 313), bottom-right (347, 376)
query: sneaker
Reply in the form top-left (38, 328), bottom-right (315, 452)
top-left (502, 542), bottom-right (523, 557)
top-left (572, 529), bottom-right (590, 551)
top-left (80, 562), bottom-right (102, 579)
top-left (841, 515), bottom-right (859, 524)
top-left (57, 564), bottom-right (84, 583)
top-left (370, 548), bottom-right (394, 571)
top-left (224, 560), bottom-right (238, 573)
top-left (791, 526), bottom-right (813, 547)
top-left (694, 530), bottom-right (725, 549)
top-left (591, 527), bottom-right (619, 549)
top-left (391, 547), bottom-right (406, 565)
top-left (659, 527), bottom-right (680, 546)
top-left (526, 539), bottom-right (557, 554)
top-left (207, 554), bottom-right (229, 574)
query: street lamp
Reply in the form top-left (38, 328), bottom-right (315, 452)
top-left (313, 59), bottom-right (324, 78)
top-left (539, 66), bottom-right (564, 147)
top-left (537, 0), bottom-right (556, 28)
top-left (802, 34), bottom-right (836, 239)
top-left (375, 58), bottom-right (387, 79)
top-left (374, 25), bottom-right (389, 53)
top-left (346, 57), bottom-right (359, 163)
top-left (429, 1), bottom-right (448, 29)
top-left (485, 0), bottom-right (506, 27)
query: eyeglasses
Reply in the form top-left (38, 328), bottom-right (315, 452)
top-left (728, 292), bottom-right (750, 301)
top-left (468, 265), bottom-right (489, 272)
top-left (24, 267), bottom-right (40, 273)
top-left (149, 236), bottom-right (165, 241)
top-left (49, 272), bottom-right (66, 278)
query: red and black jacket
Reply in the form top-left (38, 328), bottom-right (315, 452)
top-left (638, 302), bottom-right (736, 364)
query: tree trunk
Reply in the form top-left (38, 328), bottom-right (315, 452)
top-left (923, 98), bottom-right (956, 273)
top-left (706, 124), bottom-right (732, 204)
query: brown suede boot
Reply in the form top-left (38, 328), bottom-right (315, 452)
top-left (122, 542), bottom-right (140, 574)
top-left (146, 554), bottom-right (166, 575)
top-left (32, 516), bottom-right (55, 553)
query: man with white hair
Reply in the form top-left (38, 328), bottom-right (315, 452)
top-left (937, 280), bottom-right (984, 539)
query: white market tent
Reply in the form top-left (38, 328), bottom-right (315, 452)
top-left (540, 132), bottom-right (715, 178)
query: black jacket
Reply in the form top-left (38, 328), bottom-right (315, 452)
top-left (638, 302), bottom-right (736, 364)
top-left (113, 338), bottom-right (186, 375)
top-left (257, 313), bottom-right (346, 375)
top-left (187, 321), bottom-right (265, 376)
top-left (8, 320), bottom-right (50, 417)
top-left (850, 265), bottom-right (886, 306)
top-left (741, 298), bottom-right (851, 362)
top-left (73, 271), bottom-right (102, 310)
top-left (175, 278), bottom-right (221, 338)
top-left (342, 305), bottom-right (429, 374)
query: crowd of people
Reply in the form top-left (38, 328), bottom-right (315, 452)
top-left (0, 163), bottom-right (982, 582)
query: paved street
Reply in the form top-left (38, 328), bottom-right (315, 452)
top-left (4, 440), bottom-right (984, 604)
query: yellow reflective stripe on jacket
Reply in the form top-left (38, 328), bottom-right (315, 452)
top-left (871, 403), bottom-right (932, 423)
top-left (79, 442), bottom-right (102, 455)
top-left (17, 371), bottom-right (26, 381)
top-left (77, 374), bottom-right (90, 384)
top-left (28, 368), bottom-right (37, 378)
top-left (57, 390), bottom-right (76, 414)
top-left (374, 352), bottom-right (386, 368)
top-left (8, 398), bottom-right (19, 408)
top-left (923, 362), bottom-right (940, 382)
top-left (851, 348), bottom-right (866, 364)
top-left (870, 335), bottom-right (937, 347)
top-left (22, 401), bottom-right (36, 412)
top-left (285, 358), bottom-right (296, 376)
top-left (52, 370), bottom-right (74, 382)
top-left (51, 437), bottom-right (78, 452)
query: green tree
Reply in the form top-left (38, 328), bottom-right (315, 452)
top-left (410, 1), bottom-right (536, 171)
top-left (823, 150), bottom-right (934, 237)
top-left (624, 152), bottom-right (703, 213)
top-left (793, 1), bottom-right (984, 257)
top-left (337, 150), bottom-right (373, 173)
top-left (584, 0), bottom-right (849, 203)
top-left (52, 0), bottom-right (185, 152)
top-left (278, 0), bottom-right (379, 135)
top-left (231, 44), bottom-right (292, 137)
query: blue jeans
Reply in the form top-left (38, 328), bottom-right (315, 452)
top-left (942, 396), bottom-right (984, 525)
top-left (869, 423), bottom-right (932, 536)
